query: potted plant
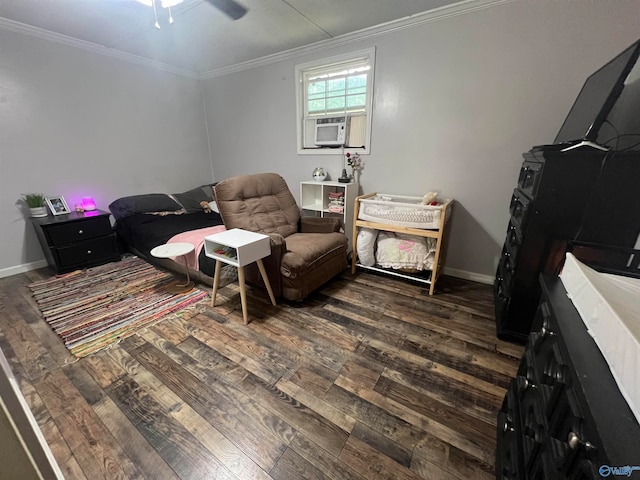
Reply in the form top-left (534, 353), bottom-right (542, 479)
top-left (21, 193), bottom-right (48, 218)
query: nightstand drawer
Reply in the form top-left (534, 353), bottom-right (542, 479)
top-left (32, 210), bottom-right (119, 274)
top-left (46, 216), bottom-right (112, 246)
top-left (54, 235), bottom-right (118, 269)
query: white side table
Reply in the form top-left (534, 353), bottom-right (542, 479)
top-left (204, 228), bottom-right (276, 324)
top-left (150, 242), bottom-right (195, 293)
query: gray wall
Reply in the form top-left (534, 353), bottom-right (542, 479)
top-left (0, 29), bottom-right (212, 275)
top-left (202, 0), bottom-right (640, 282)
top-left (2, 0), bottom-right (640, 281)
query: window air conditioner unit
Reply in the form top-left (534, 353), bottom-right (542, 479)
top-left (314, 116), bottom-right (349, 146)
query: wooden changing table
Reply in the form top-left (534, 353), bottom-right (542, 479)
top-left (351, 193), bottom-right (453, 295)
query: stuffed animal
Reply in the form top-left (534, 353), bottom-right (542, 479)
top-left (422, 192), bottom-right (438, 206)
top-left (200, 201), bottom-right (212, 213)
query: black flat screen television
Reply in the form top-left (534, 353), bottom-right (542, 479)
top-left (554, 39), bottom-right (640, 148)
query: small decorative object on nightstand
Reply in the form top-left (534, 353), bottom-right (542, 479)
top-left (45, 196), bottom-right (71, 216)
top-left (81, 197), bottom-right (97, 211)
top-left (204, 228), bottom-right (276, 325)
top-left (21, 193), bottom-right (47, 218)
top-left (31, 210), bottom-right (120, 274)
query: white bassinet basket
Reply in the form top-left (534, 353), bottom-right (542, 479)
top-left (357, 194), bottom-right (447, 229)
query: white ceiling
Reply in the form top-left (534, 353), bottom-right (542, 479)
top-left (0, 0), bottom-right (462, 75)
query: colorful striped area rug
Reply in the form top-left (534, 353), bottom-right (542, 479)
top-left (28, 257), bottom-right (208, 358)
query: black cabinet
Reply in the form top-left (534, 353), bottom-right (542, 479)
top-left (495, 276), bottom-right (640, 480)
top-left (31, 210), bottom-right (120, 274)
top-left (495, 146), bottom-right (640, 343)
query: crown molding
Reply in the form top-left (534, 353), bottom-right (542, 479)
top-left (0, 0), bottom-right (513, 80)
top-left (199, 0), bottom-right (514, 79)
top-left (0, 16), bottom-right (199, 79)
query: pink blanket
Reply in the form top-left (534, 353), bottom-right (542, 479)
top-left (167, 225), bottom-right (226, 271)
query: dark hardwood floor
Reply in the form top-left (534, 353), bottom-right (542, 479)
top-left (0, 264), bottom-right (522, 480)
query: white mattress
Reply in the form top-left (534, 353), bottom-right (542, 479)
top-left (560, 253), bottom-right (640, 425)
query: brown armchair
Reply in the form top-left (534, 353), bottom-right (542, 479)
top-left (213, 173), bottom-right (348, 301)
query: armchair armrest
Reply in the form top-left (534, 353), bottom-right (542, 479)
top-left (267, 232), bottom-right (287, 249)
top-left (300, 216), bottom-right (343, 233)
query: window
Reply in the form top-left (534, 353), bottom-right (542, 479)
top-left (296, 48), bottom-right (375, 154)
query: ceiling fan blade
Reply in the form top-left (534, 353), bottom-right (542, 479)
top-left (205, 0), bottom-right (247, 20)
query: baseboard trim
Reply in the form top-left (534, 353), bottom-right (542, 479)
top-left (0, 260), bottom-right (48, 279)
top-left (443, 267), bottom-right (494, 285)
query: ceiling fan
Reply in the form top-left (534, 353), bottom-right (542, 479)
top-left (205, 0), bottom-right (247, 20)
top-left (141, 0), bottom-right (247, 24)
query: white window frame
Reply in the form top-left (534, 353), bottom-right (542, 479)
top-left (295, 47), bottom-right (375, 155)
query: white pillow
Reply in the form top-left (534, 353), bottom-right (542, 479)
top-left (208, 201), bottom-right (219, 213)
top-left (357, 228), bottom-right (378, 266)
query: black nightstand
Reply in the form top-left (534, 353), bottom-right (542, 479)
top-left (31, 210), bottom-right (120, 274)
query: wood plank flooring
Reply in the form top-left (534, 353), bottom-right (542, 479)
top-left (0, 264), bottom-right (523, 479)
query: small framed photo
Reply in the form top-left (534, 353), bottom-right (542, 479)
top-left (46, 196), bottom-right (71, 216)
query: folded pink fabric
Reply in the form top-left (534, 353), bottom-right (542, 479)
top-left (167, 225), bottom-right (226, 270)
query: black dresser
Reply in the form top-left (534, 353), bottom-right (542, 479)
top-left (31, 210), bottom-right (120, 274)
top-left (496, 275), bottom-right (640, 479)
top-left (494, 146), bottom-right (640, 343)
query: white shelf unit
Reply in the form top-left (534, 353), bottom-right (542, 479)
top-left (300, 180), bottom-right (358, 248)
top-left (351, 193), bottom-right (454, 295)
top-left (203, 228), bottom-right (270, 268)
